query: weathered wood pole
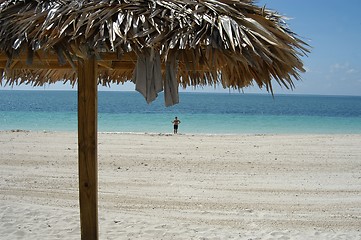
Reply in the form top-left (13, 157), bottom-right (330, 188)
top-left (77, 56), bottom-right (99, 240)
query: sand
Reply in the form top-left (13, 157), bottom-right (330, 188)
top-left (0, 131), bottom-right (360, 239)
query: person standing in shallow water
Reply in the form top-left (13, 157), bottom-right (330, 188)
top-left (172, 117), bottom-right (181, 134)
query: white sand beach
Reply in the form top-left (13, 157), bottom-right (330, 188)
top-left (0, 131), bottom-right (360, 239)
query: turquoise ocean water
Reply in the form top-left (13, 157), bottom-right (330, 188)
top-left (1, 90), bottom-right (361, 134)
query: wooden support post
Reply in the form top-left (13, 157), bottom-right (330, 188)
top-left (77, 56), bottom-right (98, 240)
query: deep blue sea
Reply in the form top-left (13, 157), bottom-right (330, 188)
top-left (1, 90), bottom-right (361, 134)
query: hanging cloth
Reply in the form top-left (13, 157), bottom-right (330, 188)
top-left (133, 48), bottom-right (163, 104)
top-left (164, 54), bottom-right (179, 107)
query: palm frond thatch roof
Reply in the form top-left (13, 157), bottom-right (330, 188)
top-left (0, 0), bottom-right (309, 99)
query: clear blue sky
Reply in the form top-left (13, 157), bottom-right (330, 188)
top-left (256, 0), bottom-right (361, 96)
top-left (2, 0), bottom-right (361, 96)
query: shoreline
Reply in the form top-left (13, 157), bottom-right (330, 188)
top-left (1, 131), bottom-right (360, 239)
top-left (3, 129), bottom-right (361, 136)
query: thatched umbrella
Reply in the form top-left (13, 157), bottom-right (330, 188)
top-left (0, 0), bottom-right (309, 239)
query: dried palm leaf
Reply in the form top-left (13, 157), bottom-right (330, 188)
top-left (0, 0), bottom-right (310, 99)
